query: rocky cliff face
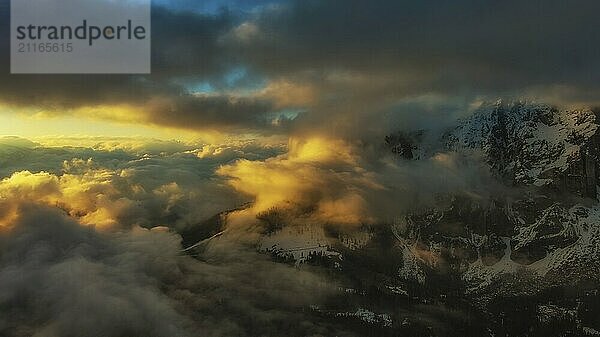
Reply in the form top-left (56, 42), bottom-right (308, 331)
top-left (389, 101), bottom-right (600, 195)
top-left (446, 101), bottom-right (600, 197)
top-left (383, 101), bottom-right (600, 334)
top-left (388, 102), bottom-right (598, 268)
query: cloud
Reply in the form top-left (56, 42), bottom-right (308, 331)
top-left (225, 0), bottom-right (600, 137)
top-left (0, 136), bottom-right (345, 337)
top-left (0, 137), bottom-right (285, 230)
top-left (241, 0), bottom-right (600, 87)
top-left (217, 137), bottom-right (374, 225)
top-left (0, 6), bottom-right (284, 133)
top-left (2, 1), bottom-right (599, 136)
top-left (140, 94), bottom-right (276, 131)
top-left (0, 203), bottom-right (335, 337)
top-left (218, 136), bottom-right (498, 227)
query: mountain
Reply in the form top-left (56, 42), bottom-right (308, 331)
top-left (184, 101), bottom-right (600, 336)
top-left (385, 101), bottom-right (600, 335)
top-left (447, 101), bottom-right (600, 196)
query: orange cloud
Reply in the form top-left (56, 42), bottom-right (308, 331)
top-left (218, 137), bottom-right (382, 226)
top-left (0, 169), bottom-right (122, 229)
top-left (259, 80), bottom-right (318, 109)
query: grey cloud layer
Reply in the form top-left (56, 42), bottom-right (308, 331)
top-left (1, 1), bottom-right (599, 133)
top-left (246, 1), bottom-right (599, 85)
top-left (0, 204), bottom-right (336, 337)
top-left (0, 6), bottom-right (280, 132)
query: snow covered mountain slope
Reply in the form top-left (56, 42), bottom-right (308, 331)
top-left (446, 101), bottom-right (599, 195)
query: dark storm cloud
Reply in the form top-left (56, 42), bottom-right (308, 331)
top-left (0, 6), bottom-right (217, 107)
top-left (223, 0), bottom-right (600, 136)
top-left (240, 0), bottom-right (600, 93)
top-left (154, 0), bottom-right (284, 14)
top-left (0, 4), bottom-right (280, 131)
top-left (0, 0), bottom-right (599, 132)
top-left (143, 94), bottom-right (276, 131)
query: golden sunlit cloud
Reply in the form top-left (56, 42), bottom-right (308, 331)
top-left (258, 80), bottom-right (318, 109)
top-left (218, 137), bottom-right (382, 226)
top-left (0, 169), bottom-right (120, 229)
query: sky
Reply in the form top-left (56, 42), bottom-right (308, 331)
top-left (0, 0), bottom-right (598, 140)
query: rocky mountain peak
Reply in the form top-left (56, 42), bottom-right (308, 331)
top-left (446, 101), bottom-right (600, 197)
